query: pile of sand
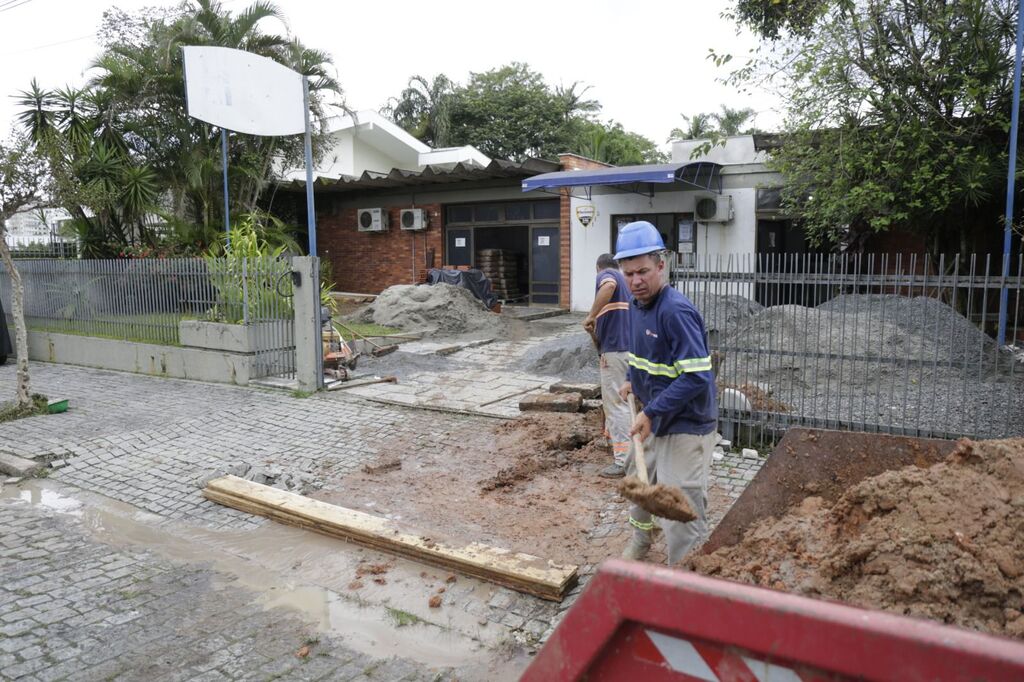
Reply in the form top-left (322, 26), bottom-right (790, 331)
top-left (687, 437), bottom-right (1024, 639)
top-left (516, 333), bottom-right (599, 381)
top-left (358, 283), bottom-right (499, 335)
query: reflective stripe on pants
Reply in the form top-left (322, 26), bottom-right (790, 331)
top-left (626, 430), bottom-right (719, 565)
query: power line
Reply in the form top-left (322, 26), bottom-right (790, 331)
top-left (0, 0), bottom-right (35, 14)
top-left (0, 32), bottom-right (96, 56)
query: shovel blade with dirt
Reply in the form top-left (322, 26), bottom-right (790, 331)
top-left (616, 395), bottom-right (697, 523)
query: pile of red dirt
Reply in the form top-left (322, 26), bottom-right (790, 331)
top-left (687, 438), bottom-right (1024, 639)
top-left (314, 411), bottom-right (619, 568)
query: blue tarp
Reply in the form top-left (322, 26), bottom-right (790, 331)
top-left (521, 162), bottom-right (721, 192)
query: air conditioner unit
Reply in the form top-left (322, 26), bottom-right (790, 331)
top-left (357, 208), bottom-right (388, 232)
top-left (400, 208), bottom-right (428, 231)
top-left (694, 194), bottom-right (733, 222)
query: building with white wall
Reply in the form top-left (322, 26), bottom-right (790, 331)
top-left (522, 136), bottom-right (785, 312)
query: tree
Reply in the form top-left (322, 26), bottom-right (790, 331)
top-left (669, 113), bottom-right (716, 141)
top-left (0, 134), bottom-right (48, 408)
top-left (18, 0), bottom-right (342, 257)
top-left (724, 0), bottom-right (1017, 251)
top-left (381, 75), bottom-right (456, 147)
top-left (575, 120), bottom-right (668, 165)
top-left (383, 64), bottom-right (664, 164)
top-left (447, 63), bottom-right (572, 160)
top-left (668, 106), bottom-right (759, 141)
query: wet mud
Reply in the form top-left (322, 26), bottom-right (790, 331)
top-left (687, 438), bottom-right (1024, 640)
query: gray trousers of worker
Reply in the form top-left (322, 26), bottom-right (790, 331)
top-left (599, 352), bottom-right (632, 467)
top-left (626, 430), bottom-right (719, 565)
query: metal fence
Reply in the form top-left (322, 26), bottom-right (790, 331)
top-left (675, 253), bottom-right (1024, 442)
top-left (0, 257), bottom-right (297, 380)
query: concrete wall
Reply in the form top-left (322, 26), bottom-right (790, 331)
top-left (26, 331), bottom-right (257, 385)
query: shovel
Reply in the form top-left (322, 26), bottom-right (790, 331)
top-left (616, 394), bottom-right (697, 523)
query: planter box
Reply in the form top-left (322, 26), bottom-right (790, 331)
top-left (179, 320), bottom-right (293, 354)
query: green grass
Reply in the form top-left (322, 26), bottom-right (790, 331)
top-left (0, 394), bottom-right (49, 423)
top-left (289, 389), bottom-right (314, 399)
top-left (333, 321), bottom-right (401, 338)
top-left (27, 314), bottom-right (183, 346)
top-left (385, 607), bottom-right (424, 628)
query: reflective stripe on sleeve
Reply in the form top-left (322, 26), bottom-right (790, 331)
top-left (595, 301), bottom-right (630, 319)
top-left (627, 353), bottom-right (712, 378)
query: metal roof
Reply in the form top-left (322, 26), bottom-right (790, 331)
top-left (521, 162), bottom-right (723, 194)
top-left (279, 158), bottom-right (560, 194)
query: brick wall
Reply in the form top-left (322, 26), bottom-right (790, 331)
top-left (318, 203), bottom-right (443, 295)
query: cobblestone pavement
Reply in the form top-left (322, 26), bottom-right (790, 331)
top-left (0, 315), bottom-right (763, 681)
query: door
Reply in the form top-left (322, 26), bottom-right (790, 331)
top-left (445, 228), bottom-right (473, 267)
top-left (530, 226), bottom-right (560, 305)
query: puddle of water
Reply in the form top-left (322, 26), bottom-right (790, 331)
top-left (0, 479), bottom-right (506, 671)
top-left (1, 485), bottom-right (84, 516)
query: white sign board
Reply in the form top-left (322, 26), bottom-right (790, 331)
top-left (538, 236), bottom-right (550, 246)
top-left (455, 238), bottom-right (466, 247)
top-left (182, 46), bottom-right (305, 136)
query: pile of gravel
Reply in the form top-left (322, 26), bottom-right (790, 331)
top-left (714, 295), bottom-right (1024, 438)
top-left (358, 283), bottom-right (501, 336)
top-left (689, 293), bottom-right (763, 342)
top-left (516, 332), bottom-right (599, 382)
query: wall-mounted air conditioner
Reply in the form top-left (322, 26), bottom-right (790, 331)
top-left (357, 208), bottom-right (388, 232)
top-left (400, 208), bottom-right (428, 231)
top-left (694, 194), bottom-right (733, 223)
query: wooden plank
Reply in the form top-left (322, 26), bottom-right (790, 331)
top-left (203, 476), bottom-right (577, 600)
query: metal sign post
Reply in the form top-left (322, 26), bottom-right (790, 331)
top-left (999, 0), bottom-right (1024, 347)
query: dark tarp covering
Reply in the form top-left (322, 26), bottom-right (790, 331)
top-left (427, 269), bottom-right (498, 310)
top-left (0, 297), bottom-right (12, 361)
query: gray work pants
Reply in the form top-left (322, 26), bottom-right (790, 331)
top-left (626, 430), bottom-right (719, 565)
top-left (599, 351), bottom-right (632, 467)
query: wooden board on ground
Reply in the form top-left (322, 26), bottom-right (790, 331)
top-left (203, 475), bottom-right (578, 601)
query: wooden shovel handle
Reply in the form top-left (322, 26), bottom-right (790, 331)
top-left (627, 394), bottom-right (649, 485)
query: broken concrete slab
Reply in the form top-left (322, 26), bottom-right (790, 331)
top-left (519, 393), bottom-right (582, 413)
top-left (549, 383), bottom-right (601, 399)
top-left (580, 399), bottom-right (602, 413)
top-left (0, 452), bottom-right (44, 477)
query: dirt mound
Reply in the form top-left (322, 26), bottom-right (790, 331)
top-left (358, 283), bottom-right (500, 335)
top-left (480, 413), bottom-right (609, 491)
top-left (687, 438), bottom-right (1024, 639)
top-left (516, 333), bottom-right (599, 381)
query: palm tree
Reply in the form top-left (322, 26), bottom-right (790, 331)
top-left (383, 74), bottom-right (457, 147)
top-left (711, 105), bottom-right (759, 136)
top-left (668, 112), bottom-right (716, 142)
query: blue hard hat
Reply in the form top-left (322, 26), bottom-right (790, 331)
top-left (614, 221), bottom-right (665, 260)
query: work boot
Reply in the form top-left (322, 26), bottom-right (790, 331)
top-left (621, 531), bottom-right (652, 561)
top-left (599, 463), bottom-right (625, 478)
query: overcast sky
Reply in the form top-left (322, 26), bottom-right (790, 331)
top-left (0, 0), bottom-right (783, 152)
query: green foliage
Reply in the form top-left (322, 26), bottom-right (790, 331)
top-left (382, 64), bottom-right (664, 164)
top-left (448, 63), bottom-right (570, 160)
top-left (202, 214), bottom-right (293, 323)
top-left (17, 0), bottom-right (340, 258)
top-left (726, 0), bottom-right (1016, 249)
top-left (573, 119), bottom-right (668, 165)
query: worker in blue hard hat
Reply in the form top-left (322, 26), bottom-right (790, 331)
top-left (614, 220), bottom-right (719, 564)
top-left (583, 253), bottom-right (633, 478)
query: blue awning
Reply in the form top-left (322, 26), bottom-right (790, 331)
top-left (521, 162), bottom-right (722, 193)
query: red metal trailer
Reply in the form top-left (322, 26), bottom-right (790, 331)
top-left (523, 559), bottom-right (1024, 681)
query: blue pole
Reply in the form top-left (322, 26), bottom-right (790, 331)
top-left (998, 0), bottom-right (1024, 347)
top-left (221, 128), bottom-right (230, 247)
top-left (302, 76), bottom-right (317, 257)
